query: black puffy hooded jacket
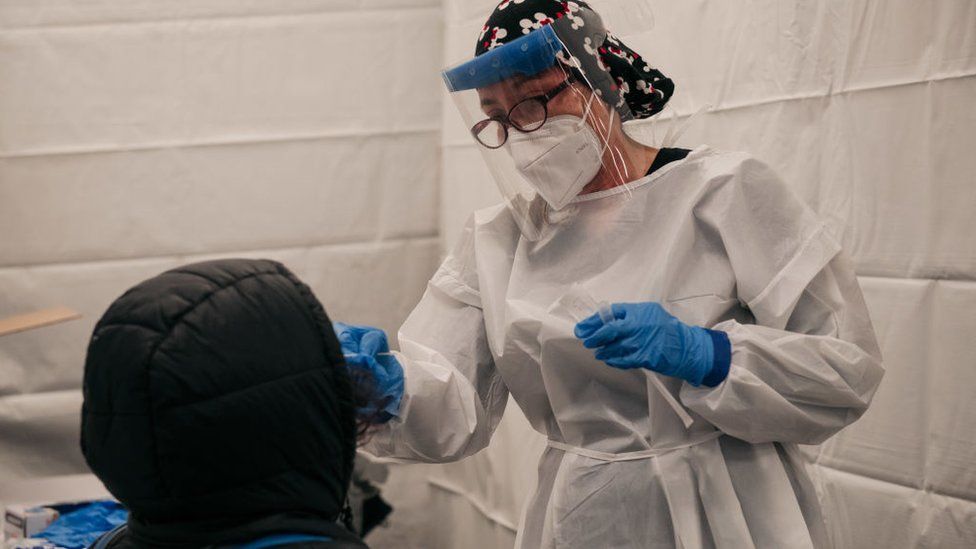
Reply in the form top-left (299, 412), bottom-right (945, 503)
top-left (81, 259), bottom-right (367, 548)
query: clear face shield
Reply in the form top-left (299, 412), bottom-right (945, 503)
top-left (443, 11), bottom-right (654, 241)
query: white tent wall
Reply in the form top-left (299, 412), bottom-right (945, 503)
top-left (0, 0), bottom-right (443, 489)
top-left (434, 1), bottom-right (976, 548)
top-left (1, 0), bottom-right (974, 547)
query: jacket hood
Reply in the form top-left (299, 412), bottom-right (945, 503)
top-left (81, 259), bottom-right (356, 541)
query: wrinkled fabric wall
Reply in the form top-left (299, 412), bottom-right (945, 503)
top-left (0, 0), bottom-right (442, 482)
top-left (436, 1), bottom-right (976, 547)
top-left (1, 0), bottom-right (974, 547)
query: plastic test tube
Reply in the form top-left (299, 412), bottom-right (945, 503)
top-left (593, 301), bottom-right (693, 428)
top-left (558, 286), bottom-right (695, 429)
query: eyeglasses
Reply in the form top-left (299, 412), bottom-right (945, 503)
top-left (471, 80), bottom-right (573, 149)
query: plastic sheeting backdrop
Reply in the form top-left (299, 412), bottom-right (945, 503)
top-left (1, 0), bottom-right (974, 547)
top-left (432, 1), bottom-right (976, 548)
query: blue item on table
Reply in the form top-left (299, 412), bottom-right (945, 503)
top-left (37, 501), bottom-right (127, 549)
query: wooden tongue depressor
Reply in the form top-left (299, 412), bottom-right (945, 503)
top-left (0, 307), bottom-right (83, 337)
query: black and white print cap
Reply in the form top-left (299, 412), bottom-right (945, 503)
top-left (475, 0), bottom-right (674, 120)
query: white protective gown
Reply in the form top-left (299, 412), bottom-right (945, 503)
top-left (364, 146), bottom-right (885, 548)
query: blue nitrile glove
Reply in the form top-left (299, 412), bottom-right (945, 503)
top-left (334, 322), bottom-right (404, 422)
top-left (574, 302), bottom-right (731, 387)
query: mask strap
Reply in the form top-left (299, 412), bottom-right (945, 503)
top-left (579, 91), bottom-right (610, 156)
top-left (578, 90), bottom-right (615, 171)
top-left (588, 97), bottom-right (632, 192)
top-left (577, 88), bottom-right (597, 129)
top-left (604, 108), bottom-right (628, 182)
top-left (577, 88), bottom-right (634, 196)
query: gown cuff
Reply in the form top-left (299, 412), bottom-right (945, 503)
top-left (701, 329), bottom-right (732, 387)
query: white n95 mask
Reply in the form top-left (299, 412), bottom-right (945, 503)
top-left (443, 11), bottom-right (651, 240)
top-left (507, 115), bottom-right (604, 211)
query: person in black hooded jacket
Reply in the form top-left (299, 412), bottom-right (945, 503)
top-left (81, 259), bottom-right (371, 549)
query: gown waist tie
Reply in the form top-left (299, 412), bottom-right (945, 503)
top-left (546, 430), bottom-right (723, 462)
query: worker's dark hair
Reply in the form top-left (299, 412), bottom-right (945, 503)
top-left (347, 366), bottom-right (395, 441)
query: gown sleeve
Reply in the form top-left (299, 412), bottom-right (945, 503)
top-left (680, 154), bottom-right (885, 445)
top-left (362, 217), bottom-right (509, 463)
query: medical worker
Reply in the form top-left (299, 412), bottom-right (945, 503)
top-left (338, 1), bottom-right (885, 547)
